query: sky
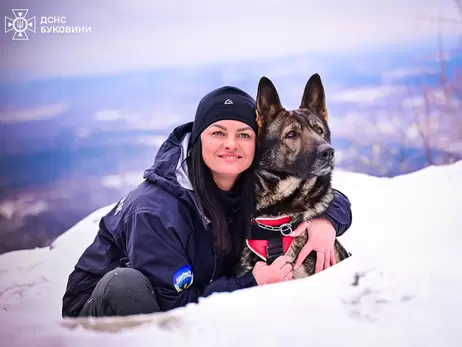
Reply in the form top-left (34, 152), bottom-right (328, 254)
top-left (0, 0), bottom-right (460, 82)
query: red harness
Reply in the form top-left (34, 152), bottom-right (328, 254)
top-left (246, 216), bottom-right (296, 262)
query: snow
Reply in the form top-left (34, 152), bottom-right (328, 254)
top-left (1, 162), bottom-right (461, 346)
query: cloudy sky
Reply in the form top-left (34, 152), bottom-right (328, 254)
top-left (0, 0), bottom-right (460, 82)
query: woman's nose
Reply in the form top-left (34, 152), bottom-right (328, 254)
top-left (224, 135), bottom-right (237, 149)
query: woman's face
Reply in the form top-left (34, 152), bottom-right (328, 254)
top-left (200, 119), bottom-right (256, 191)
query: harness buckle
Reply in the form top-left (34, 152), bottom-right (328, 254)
top-left (279, 223), bottom-right (293, 236)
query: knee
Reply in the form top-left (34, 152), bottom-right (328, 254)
top-left (107, 268), bottom-right (150, 289)
top-left (101, 267), bottom-right (160, 315)
top-left (104, 267), bottom-right (155, 299)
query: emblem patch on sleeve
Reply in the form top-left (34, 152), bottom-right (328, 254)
top-left (173, 264), bottom-right (194, 292)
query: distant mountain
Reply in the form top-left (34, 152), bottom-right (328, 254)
top-left (0, 130), bottom-right (163, 193)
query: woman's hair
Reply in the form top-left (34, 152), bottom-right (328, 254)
top-left (186, 137), bottom-right (256, 255)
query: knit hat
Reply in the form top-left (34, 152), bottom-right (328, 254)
top-left (189, 86), bottom-right (258, 148)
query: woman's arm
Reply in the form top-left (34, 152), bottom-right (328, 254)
top-left (319, 189), bottom-right (352, 237)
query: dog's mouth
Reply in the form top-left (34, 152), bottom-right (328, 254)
top-left (315, 164), bottom-right (333, 175)
top-left (311, 161), bottom-right (334, 176)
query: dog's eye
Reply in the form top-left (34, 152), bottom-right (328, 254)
top-left (285, 130), bottom-right (297, 139)
top-left (315, 127), bottom-right (324, 135)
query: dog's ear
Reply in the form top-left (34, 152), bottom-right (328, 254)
top-left (300, 73), bottom-right (328, 122)
top-left (256, 77), bottom-right (283, 125)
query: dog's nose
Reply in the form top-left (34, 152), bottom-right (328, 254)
top-left (317, 144), bottom-right (335, 161)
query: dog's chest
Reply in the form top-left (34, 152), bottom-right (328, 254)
top-left (255, 176), bottom-right (307, 211)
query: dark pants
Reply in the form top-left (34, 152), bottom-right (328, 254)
top-left (79, 267), bottom-right (161, 317)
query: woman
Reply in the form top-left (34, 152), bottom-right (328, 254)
top-left (62, 86), bottom-right (352, 318)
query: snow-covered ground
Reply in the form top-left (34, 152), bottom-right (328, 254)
top-left (0, 162), bottom-right (461, 347)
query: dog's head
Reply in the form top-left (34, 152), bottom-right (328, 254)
top-left (255, 73), bottom-right (334, 179)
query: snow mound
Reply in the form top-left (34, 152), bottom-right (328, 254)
top-left (1, 162), bottom-right (461, 347)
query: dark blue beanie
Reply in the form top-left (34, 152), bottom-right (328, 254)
top-left (189, 86), bottom-right (258, 147)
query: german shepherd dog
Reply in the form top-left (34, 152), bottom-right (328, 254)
top-left (236, 73), bottom-right (350, 279)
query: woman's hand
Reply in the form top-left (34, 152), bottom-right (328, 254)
top-left (252, 255), bottom-right (294, 285)
top-left (291, 218), bottom-right (337, 273)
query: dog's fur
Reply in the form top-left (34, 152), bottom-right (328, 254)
top-left (236, 73), bottom-right (350, 279)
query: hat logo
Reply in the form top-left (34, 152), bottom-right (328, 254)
top-left (224, 99), bottom-right (233, 105)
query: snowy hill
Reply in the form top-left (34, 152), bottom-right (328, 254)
top-left (0, 162), bottom-right (461, 347)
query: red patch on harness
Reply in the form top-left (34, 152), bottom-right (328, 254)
top-left (247, 216), bottom-right (295, 261)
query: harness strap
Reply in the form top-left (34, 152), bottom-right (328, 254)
top-left (266, 237), bottom-right (285, 265)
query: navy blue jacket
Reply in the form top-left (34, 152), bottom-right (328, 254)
top-left (62, 122), bottom-right (352, 317)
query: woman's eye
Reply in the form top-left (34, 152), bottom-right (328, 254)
top-left (239, 133), bottom-right (251, 138)
top-left (212, 131), bottom-right (225, 136)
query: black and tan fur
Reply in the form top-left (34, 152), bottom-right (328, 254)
top-left (237, 73), bottom-right (350, 279)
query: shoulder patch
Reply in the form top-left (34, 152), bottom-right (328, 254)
top-left (173, 265), bottom-right (194, 292)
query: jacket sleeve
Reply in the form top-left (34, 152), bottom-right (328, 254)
top-left (320, 189), bottom-right (352, 237)
top-left (125, 210), bottom-right (257, 312)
